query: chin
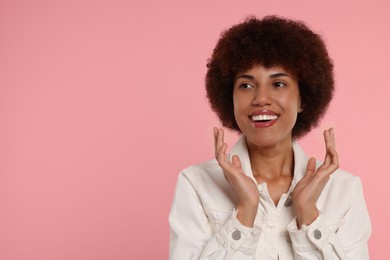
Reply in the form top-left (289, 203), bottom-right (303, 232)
top-left (244, 131), bottom-right (293, 149)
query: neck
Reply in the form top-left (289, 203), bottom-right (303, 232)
top-left (246, 137), bottom-right (294, 180)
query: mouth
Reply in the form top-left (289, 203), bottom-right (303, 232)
top-left (250, 114), bottom-right (279, 123)
top-left (248, 111), bottom-right (279, 128)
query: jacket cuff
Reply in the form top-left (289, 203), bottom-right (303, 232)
top-left (217, 209), bottom-right (260, 254)
top-left (287, 213), bottom-right (332, 252)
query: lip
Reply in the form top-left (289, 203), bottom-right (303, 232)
top-left (249, 109), bottom-right (279, 128)
top-left (249, 109), bottom-right (279, 117)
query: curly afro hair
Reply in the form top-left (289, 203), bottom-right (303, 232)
top-left (206, 15), bottom-right (334, 139)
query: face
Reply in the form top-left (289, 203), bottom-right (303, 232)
top-left (233, 64), bottom-right (301, 149)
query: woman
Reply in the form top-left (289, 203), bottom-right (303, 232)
top-left (169, 16), bottom-right (371, 259)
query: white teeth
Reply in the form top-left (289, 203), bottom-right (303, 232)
top-left (251, 115), bottom-right (278, 121)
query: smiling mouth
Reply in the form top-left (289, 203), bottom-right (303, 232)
top-left (250, 115), bottom-right (279, 122)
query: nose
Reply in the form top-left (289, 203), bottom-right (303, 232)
top-left (251, 85), bottom-right (272, 106)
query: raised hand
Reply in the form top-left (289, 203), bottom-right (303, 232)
top-left (214, 127), bottom-right (259, 227)
top-left (292, 128), bottom-right (339, 227)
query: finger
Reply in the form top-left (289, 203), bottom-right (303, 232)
top-left (329, 128), bottom-right (339, 170)
top-left (213, 127), bottom-right (219, 157)
top-left (216, 128), bottom-right (222, 150)
top-left (330, 128), bottom-right (336, 148)
top-left (324, 128), bottom-right (338, 165)
top-left (219, 143), bottom-right (235, 170)
top-left (231, 155), bottom-right (243, 170)
top-left (305, 157), bottom-right (316, 177)
top-left (216, 143), bottom-right (227, 163)
top-left (317, 145), bottom-right (339, 178)
top-left (216, 142), bottom-right (226, 166)
top-left (219, 128), bottom-right (224, 146)
top-left (232, 155), bottom-right (246, 177)
top-left (326, 147), bottom-right (339, 174)
top-left (221, 155), bottom-right (245, 185)
top-left (323, 129), bottom-right (332, 166)
top-left (214, 128), bottom-right (223, 158)
top-left (217, 128), bottom-right (226, 157)
top-left (213, 127), bottom-right (217, 155)
top-left (218, 144), bottom-right (238, 179)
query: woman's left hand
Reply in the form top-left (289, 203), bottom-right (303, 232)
top-left (292, 128), bottom-right (339, 228)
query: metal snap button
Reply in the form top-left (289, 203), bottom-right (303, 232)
top-left (313, 229), bottom-right (322, 239)
top-left (232, 230), bottom-right (241, 240)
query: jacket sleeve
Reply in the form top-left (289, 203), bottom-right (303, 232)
top-left (287, 177), bottom-right (371, 259)
top-left (169, 169), bottom-right (260, 260)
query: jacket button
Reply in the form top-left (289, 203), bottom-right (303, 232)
top-left (313, 229), bottom-right (322, 239)
top-left (232, 230), bottom-right (241, 240)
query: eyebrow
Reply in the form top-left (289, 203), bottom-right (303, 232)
top-left (269, 72), bottom-right (290, 78)
top-left (236, 72), bottom-right (290, 80)
top-left (237, 74), bottom-right (255, 80)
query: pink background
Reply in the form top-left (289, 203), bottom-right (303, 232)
top-left (1, 0), bottom-right (389, 259)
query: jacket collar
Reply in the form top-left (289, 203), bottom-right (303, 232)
top-left (229, 135), bottom-right (308, 190)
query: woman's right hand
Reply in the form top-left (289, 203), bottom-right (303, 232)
top-left (214, 127), bottom-right (259, 227)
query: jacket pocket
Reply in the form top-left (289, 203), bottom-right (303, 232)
top-left (326, 218), bottom-right (345, 234)
top-left (204, 205), bottom-right (234, 233)
top-left (326, 218), bottom-right (347, 259)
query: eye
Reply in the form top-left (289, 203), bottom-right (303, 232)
top-left (273, 81), bottom-right (286, 88)
top-left (240, 83), bottom-right (254, 89)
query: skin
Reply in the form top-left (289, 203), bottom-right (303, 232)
top-left (213, 64), bottom-right (339, 228)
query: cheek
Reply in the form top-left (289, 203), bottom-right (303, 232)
top-left (232, 101), bottom-right (243, 125)
top-left (232, 94), bottom-right (249, 129)
top-left (232, 94), bottom-right (244, 115)
top-left (286, 92), bottom-right (301, 111)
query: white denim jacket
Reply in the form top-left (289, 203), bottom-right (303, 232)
top-left (169, 136), bottom-right (371, 259)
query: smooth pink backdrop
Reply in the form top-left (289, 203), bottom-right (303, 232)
top-left (1, 0), bottom-right (389, 259)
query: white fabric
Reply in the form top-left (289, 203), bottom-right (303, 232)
top-left (169, 136), bottom-right (371, 259)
